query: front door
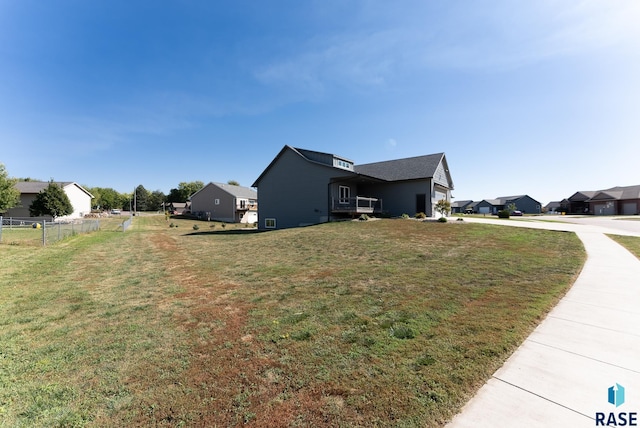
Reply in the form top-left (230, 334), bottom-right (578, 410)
top-left (416, 194), bottom-right (426, 214)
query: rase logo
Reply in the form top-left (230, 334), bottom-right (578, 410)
top-left (610, 384), bottom-right (626, 408)
top-left (596, 383), bottom-right (637, 426)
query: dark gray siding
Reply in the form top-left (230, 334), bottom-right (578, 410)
top-left (512, 196), bottom-right (542, 214)
top-left (359, 180), bottom-right (434, 217)
top-left (190, 184), bottom-right (236, 222)
top-left (256, 149), bottom-right (349, 229)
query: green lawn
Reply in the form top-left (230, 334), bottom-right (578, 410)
top-left (0, 216), bottom-right (585, 427)
top-left (608, 235), bottom-right (640, 259)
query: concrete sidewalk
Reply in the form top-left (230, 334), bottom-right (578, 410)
top-left (447, 219), bottom-right (640, 427)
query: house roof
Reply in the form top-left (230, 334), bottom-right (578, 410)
top-left (482, 199), bottom-right (502, 206)
top-left (252, 145), bottom-right (452, 188)
top-left (15, 181), bottom-right (94, 198)
top-left (192, 182), bottom-right (257, 200)
top-left (493, 195), bottom-right (541, 205)
top-left (568, 191), bottom-right (598, 202)
top-left (568, 185), bottom-right (640, 202)
top-left (451, 200), bottom-right (473, 208)
top-left (354, 153), bottom-right (446, 182)
top-left (589, 185), bottom-right (640, 201)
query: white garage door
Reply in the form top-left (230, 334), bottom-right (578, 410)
top-left (623, 202), bottom-right (637, 215)
top-left (478, 206), bottom-right (491, 214)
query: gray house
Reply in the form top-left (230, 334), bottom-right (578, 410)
top-left (451, 200), bottom-right (473, 214)
top-left (189, 182), bottom-right (258, 223)
top-left (252, 146), bottom-right (454, 230)
top-left (474, 195), bottom-right (542, 215)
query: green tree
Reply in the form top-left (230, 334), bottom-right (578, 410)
top-left (0, 164), bottom-right (20, 214)
top-left (227, 180), bottom-right (240, 186)
top-left (167, 181), bottom-right (204, 203)
top-left (148, 190), bottom-right (166, 211)
top-left (88, 187), bottom-right (128, 211)
top-left (435, 199), bottom-right (451, 217)
top-left (29, 181), bottom-right (73, 219)
top-left (133, 185), bottom-right (150, 212)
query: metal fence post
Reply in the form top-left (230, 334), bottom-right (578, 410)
top-left (42, 220), bottom-right (46, 246)
top-left (0, 216), bottom-right (3, 243)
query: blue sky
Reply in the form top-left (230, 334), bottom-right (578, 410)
top-left (1, 1), bottom-right (639, 204)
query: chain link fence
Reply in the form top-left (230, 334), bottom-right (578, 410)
top-left (0, 216), bottom-right (100, 246)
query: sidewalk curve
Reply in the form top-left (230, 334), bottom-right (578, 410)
top-left (447, 218), bottom-right (640, 427)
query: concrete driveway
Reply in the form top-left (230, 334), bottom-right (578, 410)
top-left (447, 216), bottom-right (640, 427)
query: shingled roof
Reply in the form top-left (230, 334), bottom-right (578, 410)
top-left (590, 185), bottom-right (640, 201)
top-left (14, 181), bottom-right (93, 197)
top-left (354, 153), bottom-right (445, 181)
top-left (15, 181), bottom-right (74, 193)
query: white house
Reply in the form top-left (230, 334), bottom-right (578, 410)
top-left (6, 181), bottom-right (94, 220)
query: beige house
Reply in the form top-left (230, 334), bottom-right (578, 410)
top-left (5, 181), bottom-right (94, 220)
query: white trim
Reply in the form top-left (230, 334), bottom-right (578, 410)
top-left (265, 218), bottom-right (276, 229)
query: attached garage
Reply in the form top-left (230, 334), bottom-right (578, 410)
top-left (593, 202), bottom-right (615, 215)
top-left (478, 206), bottom-right (491, 214)
top-left (623, 202), bottom-right (638, 215)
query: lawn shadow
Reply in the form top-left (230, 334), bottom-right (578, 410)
top-left (184, 229), bottom-right (270, 237)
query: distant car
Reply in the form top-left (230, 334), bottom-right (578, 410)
top-left (111, 209), bottom-right (121, 215)
top-left (511, 210), bottom-right (523, 216)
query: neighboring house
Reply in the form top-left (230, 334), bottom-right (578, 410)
top-left (586, 185), bottom-right (640, 215)
top-left (544, 201), bottom-right (561, 213)
top-left (5, 181), bottom-right (93, 220)
top-left (544, 199), bottom-right (570, 213)
top-left (190, 182), bottom-right (258, 223)
top-left (251, 145), bottom-right (454, 230)
top-left (167, 202), bottom-right (190, 215)
top-left (474, 195), bottom-right (542, 215)
top-left (565, 186), bottom-right (640, 215)
top-left (567, 191), bottom-right (598, 214)
top-left (451, 200), bottom-right (473, 214)
top-left (465, 201), bottom-right (480, 214)
top-left (475, 199), bottom-right (502, 215)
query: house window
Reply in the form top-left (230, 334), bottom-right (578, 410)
top-left (239, 200), bottom-right (246, 209)
top-left (265, 218), bottom-right (276, 229)
top-left (215, 199), bottom-right (220, 205)
top-left (339, 186), bottom-right (350, 204)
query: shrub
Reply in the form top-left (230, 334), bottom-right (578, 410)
top-left (169, 222), bottom-right (176, 228)
top-left (498, 210), bottom-right (510, 219)
top-left (415, 212), bottom-right (426, 219)
top-left (401, 213), bottom-right (410, 219)
top-left (192, 224), bottom-right (200, 231)
top-left (389, 323), bottom-right (415, 339)
top-left (359, 214), bottom-right (369, 221)
top-left (438, 217), bottom-right (447, 223)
